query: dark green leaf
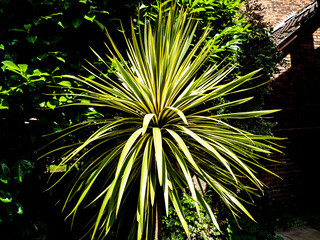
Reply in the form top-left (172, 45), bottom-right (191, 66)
top-left (16, 203), bottom-right (24, 215)
top-left (24, 24), bottom-right (31, 31)
top-left (72, 18), bottom-right (83, 29)
top-left (94, 19), bottom-right (105, 31)
top-left (0, 162), bottom-right (10, 184)
top-left (26, 35), bottom-right (37, 44)
top-left (14, 159), bottom-right (33, 183)
top-left (0, 190), bottom-right (12, 203)
top-left (0, 99), bottom-right (9, 109)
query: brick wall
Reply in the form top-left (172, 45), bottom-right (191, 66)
top-left (257, 0), bottom-right (320, 212)
top-left (259, 0), bottom-right (315, 26)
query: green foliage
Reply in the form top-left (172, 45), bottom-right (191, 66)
top-left (275, 214), bottom-right (313, 230)
top-left (1, 0), bottom-right (130, 114)
top-left (162, 193), bottom-right (223, 240)
top-left (162, 192), bottom-right (283, 240)
top-left (139, 0), bottom-right (249, 59)
top-left (0, 0), bottom-right (141, 239)
top-left (0, 159), bottom-right (33, 223)
top-left (226, 218), bottom-right (279, 240)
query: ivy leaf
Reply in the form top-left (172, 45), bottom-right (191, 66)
top-left (39, 102), bottom-right (46, 108)
top-left (191, 0), bottom-right (200, 7)
top-left (57, 21), bottom-right (65, 29)
top-left (0, 190), bottom-right (12, 203)
top-left (18, 64), bottom-right (28, 73)
top-left (16, 203), bottom-right (23, 215)
top-left (0, 44), bottom-right (4, 50)
top-left (56, 56), bottom-right (65, 63)
top-left (33, 18), bottom-right (42, 26)
top-left (2, 61), bottom-right (20, 72)
top-left (46, 101), bottom-right (56, 109)
top-left (0, 196), bottom-right (12, 203)
top-left (80, 99), bottom-right (91, 103)
top-left (0, 99), bottom-right (9, 110)
top-left (41, 12), bottom-right (63, 20)
top-left (29, 69), bottom-right (50, 77)
top-left (14, 159), bottom-right (33, 183)
top-left (59, 96), bottom-right (68, 103)
top-left (139, 3), bottom-right (147, 10)
top-left (0, 162), bottom-right (10, 184)
top-left (84, 14), bottom-right (96, 22)
top-left (72, 18), bottom-right (83, 29)
top-left (190, 8), bottom-right (206, 13)
top-left (26, 35), bottom-right (37, 44)
top-left (24, 24), bottom-right (31, 33)
top-left (58, 80), bottom-right (71, 87)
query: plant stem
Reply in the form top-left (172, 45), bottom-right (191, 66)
top-left (153, 185), bottom-right (164, 240)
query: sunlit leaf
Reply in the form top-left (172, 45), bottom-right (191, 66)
top-left (18, 64), bottom-right (28, 73)
top-left (58, 80), bottom-right (71, 87)
top-left (2, 61), bottom-right (19, 72)
top-left (84, 14), bottom-right (96, 22)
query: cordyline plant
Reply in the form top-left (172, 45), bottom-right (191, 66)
top-left (42, 3), bottom-right (282, 240)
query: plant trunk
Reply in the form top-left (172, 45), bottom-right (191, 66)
top-left (153, 185), bottom-right (164, 240)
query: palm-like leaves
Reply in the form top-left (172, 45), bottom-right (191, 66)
top-left (44, 4), bottom-right (281, 240)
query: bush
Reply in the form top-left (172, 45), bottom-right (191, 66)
top-left (162, 193), bottom-right (222, 240)
top-left (162, 191), bottom-right (282, 240)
